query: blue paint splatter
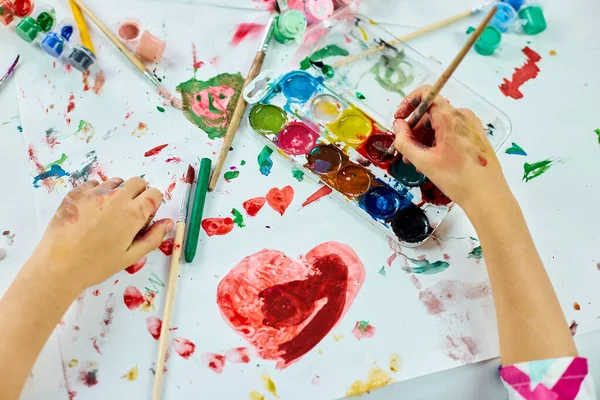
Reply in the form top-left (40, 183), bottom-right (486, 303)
top-left (505, 142), bottom-right (527, 156)
top-left (16, 125), bottom-right (22, 132)
top-left (32, 164), bottom-right (69, 187)
top-left (401, 255), bottom-right (450, 275)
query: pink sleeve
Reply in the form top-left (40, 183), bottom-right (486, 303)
top-left (500, 357), bottom-right (596, 399)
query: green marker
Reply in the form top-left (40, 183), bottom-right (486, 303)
top-left (185, 158), bottom-right (211, 263)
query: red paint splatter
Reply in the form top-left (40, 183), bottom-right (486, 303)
top-left (144, 144), bottom-right (168, 157)
top-left (146, 316), bottom-right (162, 340)
top-left (351, 321), bottom-right (377, 340)
top-left (91, 337), bottom-right (102, 354)
top-left (28, 145), bottom-right (57, 192)
top-left (243, 197), bottom-right (266, 216)
top-left (164, 181), bottom-right (176, 201)
top-left (419, 180), bottom-right (452, 206)
top-left (217, 242), bottom-right (365, 369)
top-left (78, 366), bottom-right (98, 387)
top-left (159, 238), bottom-right (174, 256)
top-left (252, 0), bottom-right (276, 10)
top-left (201, 352), bottom-right (226, 373)
top-left (499, 47), bottom-right (542, 100)
top-left (68, 390), bottom-right (76, 399)
top-left (125, 111), bottom-right (134, 120)
top-left (91, 290), bottom-right (100, 296)
top-left (444, 335), bottom-right (479, 363)
top-left (173, 337), bottom-right (196, 359)
top-left (125, 256), bottom-right (147, 274)
top-left (165, 157), bottom-right (182, 163)
top-left (230, 23), bottom-right (266, 47)
top-left (191, 43), bottom-right (204, 71)
top-left (92, 70), bottom-right (105, 95)
top-left (301, 185), bottom-right (333, 208)
top-left (386, 253), bottom-right (397, 267)
top-left (123, 286), bottom-right (144, 310)
top-left (266, 186), bottom-right (294, 215)
top-left (82, 70), bottom-right (91, 91)
top-left (67, 93), bottom-right (76, 113)
top-left (201, 218), bottom-right (235, 236)
top-left (225, 347), bottom-right (251, 363)
top-left (209, 56), bottom-right (221, 67)
top-left (418, 280), bottom-right (491, 315)
top-left (443, 254), bottom-right (451, 261)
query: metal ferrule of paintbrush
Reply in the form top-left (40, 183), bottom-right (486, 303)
top-left (259, 15), bottom-right (277, 54)
top-left (178, 165), bottom-right (195, 223)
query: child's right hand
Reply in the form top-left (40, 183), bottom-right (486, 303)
top-left (393, 85), bottom-right (512, 212)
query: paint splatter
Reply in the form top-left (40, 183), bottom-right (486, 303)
top-left (292, 168), bottom-right (304, 182)
top-left (249, 390), bottom-right (265, 400)
top-left (225, 347), bottom-right (251, 363)
top-left (177, 73), bottom-right (245, 139)
top-left (351, 321), bottom-right (376, 339)
top-left (202, 218), bottom-right (235, 236)
top-left (231, 208), bottom-right (245, 228)
top-left (370, 52), bottom-right (414, 96)
top-left (467, 246), bottom-right (483, 260)
top-left (400, 254), bottom-right (450, 275)
top-left (164, 181), bottom-right (176, 201)
top-left (257, 146), bottom-right (273, 176)
top-left (300, 45), bottom-right (350, 70)
top-left (125, 256), bottom-right (147, 274)
top-left (230, 23), bottom-right (266, 47)
top-left (73, 120), bottom-right (95, 142)
top-left (2, 231), bottom-right (15, 246)
top-left (144, 144), bottom-right (168, 157)
top-left (573, 302), bottom-right (581, 311)
top-left (594, 128), bottom-right (600, 144)
top-left (378, 266), bottom-right (386, 276)
top-left (141, 290), bottom-right (156, 312)
top-left (224, 170), bottom-right (240, 180)
top-left (159, 238), bottom-right (174, 256)
top-left (444, 335), bottom-right (479, 363)
top-left (312, 376), bottom-right (320, 386)
top-left (570, 321), bottom-right (578, 336)
top-left (418, 280), bottom-right (491, 316)
top-left (92, 70), bottom-right (105, 95)
top-left (78, 364), bottom-right (99, 387)
top-left (549, 49), bottom-right (557, 56)
top-left (66, 93), bottom-right (76, 113)
top-left (165, 157), bottom-right (182, 163)
top-left (43, 153), bottom-right (68, 170)
top-left (301, 186), bottom-right (333, 208)
top-left (69, 150), bottom-right (101, 188)
top-left (173, 337), bottom-right (196, 359)
top-left (33, 164), bottom-right (69, 188)
top-left (200, 353), bottom-right (226, 373)
top-left (191, 43), bottom-right (204, 75)
top-left (120, 366), bottom-right (139, 381)
top-left (505, 142), bottom-right (527, 156)
top-left (131, 122), bottom-right (148, 138)
top-left (157, 106), bottom-right (165, 113)
top-left (68, 359), bottom-right (78, 368)
top-left (499, 47), bottom-right (542, 100)
top-left (523, 159), bottom-right (556, 182)
top-left (82, 70), bottom-right (91, 91)
top-left (346, 366), bottom-right (395, 397)
top-left (146, 316), bottom-right (162, 340)
top-left (266, 186), bottom-right (294, 215)
top-left (261, 374), bottom-right (280, 399)
top-left (356, 92), bottom-right (366, 100)
top-left (243, 197), bottom-right (266, 217)
top-left (389, 353), bottom-right (402, 372)
top-left (91, 289), bottom-right (100, 296)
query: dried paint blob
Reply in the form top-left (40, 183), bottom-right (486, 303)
top-left (281, 72), bottom-right (317, 103)
top-left (365, 134), bottom-right (394, 162)
top-left (311, 94), bottom-right (342, 123)
top-left (389, 158), bottom-right (427, 187)
top-left (336, 165), bottom-right (371, 197)
top-left (276, 122), bottom-right (319, 155)
top-left (307, 144), bottom-right (343, 174)
top-left (249, 104), bottom-right (286, 135)
top-left (361, 186), bottom-right (402, 220)
top-left (335, 109), bottom-right (372, 145)
top-left (390, 205), bottom-right (432, 244)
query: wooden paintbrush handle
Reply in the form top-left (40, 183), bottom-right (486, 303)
top-left (151, 222), bottom-right (185, 400)
top-left (208, 51), bottom-right (266, 191)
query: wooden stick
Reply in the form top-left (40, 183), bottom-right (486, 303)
top-left (385, 6), bottom-right (497, 157)
top-left (332, 8), bottom-right (476, 69)
top-left (151, 221), bottom-right (186, 400)
top-left (68, 0), bottom-right (95, 54)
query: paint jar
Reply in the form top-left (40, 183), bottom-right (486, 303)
top-left (307, 144), bottom-right (343, 174)
top-left (518, 4), bottom-right (547, 35)
top-left (0, 1), bottom-right (16, 25)
top-left (135, 30), bottom-right (166, 63)
top-left (311, 94), bottom-right (342, 123)
top-left (336, 164), bottom-right (372, 197)
top-left (333, 107), bottom-right (372, 145)
top-left (361, 186), bottom-right (402, 220)
top-left (501, 0), bottom-right (525, 11)
top-left (276, 122), bottom-right (319, 155)
top-left (467, 25), bottom-right (502, 56)
top-left (249, 104), bottom-right (287, 135)
top-left (490, 2), bottom-right (517, 32)
top-left (41, 32), bottom-right (65, 57)
top-left (67, 44), bottom-right (96, 72)
top-left (305, 0), bottom-right (334, 25)
top-left (281, 71), bottom-right (317, 103)
top-left (390, 205), bottom-right (432, 244)
top-left (117, 18), bottom-right (142, 42)
top-left (35, 6), bottom-right (56, 32)
top-left (15, 16), bottom-right (41, 43)
top-left (273, 10), bottom-right (307, 44)
top-left (389, 157), bottom-right (427, 187)
top-left (364, 133), bottom-right (394, 163)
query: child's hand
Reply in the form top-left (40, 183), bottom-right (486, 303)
top-left (31, 177), bottom-right (173, 290)
top-left (393, 85), bottom-right (511, 211)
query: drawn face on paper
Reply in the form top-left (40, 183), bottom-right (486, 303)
top-left (217, 242), bottom-right (365, 369)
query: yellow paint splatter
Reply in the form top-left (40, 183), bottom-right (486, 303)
top-left (358, 26), bottom-right (368, 41)
top-left (141, 290), bottom-right (156, 312)
top-left (317, 349), bottom-right (323, 355)
top-left (249, 390), bottom-right (265, 400)
top-left (261, 374), bottom-right (280, 399)
top-left (389, 353), bottom-right (402, 373)
top-left (68, 359), bottom-right (78, 368)
top-left (333, 333), bottom-right (344, 342)
top-left (346, 366), bottom-right (395, 396)
top-left (549, 49), bottom-right (557, 56)
top-left (121, 366), bottom-right (139, 381)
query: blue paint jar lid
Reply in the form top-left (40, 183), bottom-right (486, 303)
top-left (490, 2), bottom-right (517, 33)
top-left (501, 0), bottom-right (525, 11)
top-left (67, 44), bottom-right (96, 72)
top-left (41, 31), bottom-right (65, 58)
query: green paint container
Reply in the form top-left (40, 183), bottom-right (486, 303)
top-left (36, 8), bottom-right (56, 33)
top-left (389, 158), bottom-right (427, 187)
top-left (518, 5), bottom-right (547, 35)
top-left (468, 25), bottom-right (502, 56)
top-left (249, 104), bottom-right (287, 135)
top-left (16, 16), bottom-right (40, 43)
top-left (273, 10), bottom-right (307, 44)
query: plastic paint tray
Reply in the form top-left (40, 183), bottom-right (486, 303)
top-left (243, 16), bottom-right (511, 247)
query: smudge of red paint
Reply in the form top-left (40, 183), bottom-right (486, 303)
top-left (266, 186), bottom-right (294, 215)
top-left (351, 321), bottom-right (376, 339)
top-left (191, 43), bottom-right (204, 71)
top-left (91, 337), bottom-right (102, 354)
top-left (477, 155), bottom-right (488, 167)
top-left (159, 238), bottom-right (174, 256)
top-left (144, 144), bottom-right (168, 157)
top-left (252, 0), bottom-right (275, 10)
top-left (443, 254), bottom-right (450, 261)
top-left (173, 337), bottom-right (196, 359)
top-left (301, 186), bottom-right (333, 208)
top-left (146, 316), bottom-right (162, 340)
top-left (209, 56), bottom-right (221, 66)
top-left (68, 390), bottom-right (76, 400)
top-left (444, 335), bottom-right (478, 363)
top-left (202, 218), bottom-right (235, 236)
top-left (386, 253), bottom-right (397, 267)
top-left (217, 242), bottom-right (365, 369)
top-left (125, 111), bottom-right (134, 120)
top-left (243, 197), bottom-right (266, 216)
top-left (92, 70), bottom-right (105, 95)
top-left (66, 93), bottom-right (76, 113)
top-left (230, 23), bottom-right (266, 47)
top-left (409, 275), bottom-right (422, 290)
top-left (225, 347), bottom-right (251, 363)
top-left (125, 256), bottom-right (147, 274)
top-left (78, 367), bottom-right (98, 387)
top-left (419, 180), bottom-right (452, 206)
top-left (201, 352), bottom-right (226, 373)
top-left (418, 280), bottom-right (491, 315)
top-left (499, 47), bottom-right (542, 100)
top-left (82, 70), bottom-right (91, 91)
top-left (165, 157), bottom-right (182, 163)
top-left (28, 145), bottom-right (57, 192)
top-left (97, 170), bottom-right (108, 182)
top-left (92, 290), bottom-right (100, 296)
top-left (123, 286), bottom-right (144, 310)
top-left (164, 181), bottom-right (176, 201)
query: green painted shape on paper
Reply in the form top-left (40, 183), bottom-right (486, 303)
top-left (402, 257), bottom-right (450, 275)
top-left (43, 153), bottom-right (68, 170)
top-left (467, 246), bottom-right (483, 260)
top-left (224, 170), bottom-right (240, 180)
top-left (523, 159), bottom-right (555, 182)
top-left (231, 208), bottom-right (245, 228)
top-left (505, 142), bottom-right (527, 156)
top-left (292, 168), bottom-right (304, 182)
top-left (300, 44), bottom-right (350, 70)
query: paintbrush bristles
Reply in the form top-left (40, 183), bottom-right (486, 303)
top-left (186, 165), bottom-right (195, 184)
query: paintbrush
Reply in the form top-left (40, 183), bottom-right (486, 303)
top-left (0, 55), bottom-right (19, 91)
top-left (70, 0), bottom-right (183, 110)
top-left (208, 15), bottom-right (276, 191)
top-left (381, 6), bottom-right (497, 162)
top-left (151, 164), bottom-right (194, 400)
top-left (332, 2), bottom-right (493, 69)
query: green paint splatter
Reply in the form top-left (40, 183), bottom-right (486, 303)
top-left (240, 160), bottom-right (246, 166)
top-left (595, 128), bottom-right (600, 144)
top-left (523, 159), bottom-right (555, 182)
top-left (231, 208), bottom-right (245, 228)
top-left (224, 170), bottom-right (240, 180)
top-left (300, 44), bottom-right (350, 70)
top-left (176, 73), bottom-right (245, 139)
top-left (370, 52), bottom-right (414, 96)
top-left (357, 320), bottom-right (370, 331)
top-left (292, 168), bottom-right (304, 182)
top-left (71, 120), bottom-right (95, 143)
top-left (401, 256), bottom-right (450, 275)
top-left (43, 153), bottom-right (68, 170)
top-left (356, 92), bottom-right (366, 100)
top-left (156, 106), bottom-right (165, 113)
top-left (378, 266), bottom-right (387, 276)
top-left (505, 142), bottom-right (527, 156)
top-left (17, 125), bottom-right (22, 132)
top-left (470, 236), bottom-right (479, 242)
top-left (467, 246), bottom-right (483, 260)
top-left (258, 146), bottom-right (273, 176)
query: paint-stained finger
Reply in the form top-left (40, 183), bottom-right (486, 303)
top-left (126, 218), bottom-right (174, 264)
top-left (394, 85), bottom-right (449, 119)
top-left (97, 177), bottom-right (124, 191)
top-left (119, 176), bottom-right (148, 198)
top-left (77, 179), bottom-right (100, 190)
top-left (393, 119), bottom-right (430, 172)
top-left (132, 187), bottom-right (163, 224)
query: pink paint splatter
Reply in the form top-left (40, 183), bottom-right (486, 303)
top-left (125, 111), bottom-right (134, 120)
top-left (351, 321), bottom-right (376, 339)
top-left (230, 23), bottom-right (266, 47)
top-left (418, 280), bottom-right (491, 315)
top-left (312, 376), bottom-right (321, 386)
top-left (123, 286), bottom-right (144, 310)
top-left (165, 157), bottom-right (182, 163)
top-left (164, 182), bottom-right (176, 201)
top-left (131, 122), bottom-right (148, 138)
top-left (386, 253), bottom-right (398, 267)
top-left (444, 335), bottom-right (479, 363)
top-left (146, 316), bottom-right (162, 340)
top-left (209, 56), bottom-right (221, 67)
top-left (159, 238), bottom-right (174, 256)
top-left (225, 347), bottom-right (251, 363)
top-left (201, 218), bottom-right (235, 236)
top-left (92, 70), bottom-right (105, 95)
top-left (91, 337), bottom-right (102, 355)
top-left (252, 0), bottom-right (275, 10)
top-left (201, 352), bottom-right (226, 373)
top-left (125, 256), bottom-right (147, 274)
top-left (78, 365), bottom-right (98, 387)
top-left (82, 70), bottom-right (91, 91)
top-left (173, 337), bottom-right (196, 359)
top-left (91, 290), bottom-right (100, 297)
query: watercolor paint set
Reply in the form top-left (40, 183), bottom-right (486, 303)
top-left (244, 14), bottom-right (511, 246)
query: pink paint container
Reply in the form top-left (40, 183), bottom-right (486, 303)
top-left (117, 18), bottom-right (142, 42)
top-left (135, 30), bottom-right (166, 63)
top-left (304, 0), bottom-right (334, 24)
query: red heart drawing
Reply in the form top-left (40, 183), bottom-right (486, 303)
top-left (266, 186), bottom-right (294, 216)
top-left (217, 241), bottom-right (365, 369)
